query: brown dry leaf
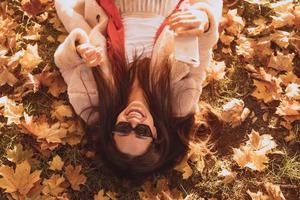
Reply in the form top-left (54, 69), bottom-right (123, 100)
top-left (21, 0), bottom-right (44, 16)
top-left (0, 160), bottom-right (41, 199)
top-left (252, 78), bottom-right (282, 103)
top-left (285, 83), bottom-right (300, 99)
top-left (264, 182), bottom-right (286, 200)
top-left (247, 17), bottom-right (268, 36)
top-left (48, 155), bottom-right (64, 171)
top-left (255, 37), bottom-right (273, 62)
top-left (94, 190), bottom-right (110, 200)
top-left (206, 61), bottom-right (226, 82)
top-left (0, 96), bottom-right (24, 125)
top-left (42, 174), bottom-right (66, 197)
top-left (233, 130), bottom-right (277, 171)
top-left (219, 31), bottom-right (234, 45)
top-left (22, 113), bottom-right (67, 145)
top-left (51, 101), bottom-right (73, 121)
top-left (218, 168), bottom-right (237, 184)
top-left (225, 9), bottom-right (245, 36)
top-left (63, 120), bottom-right (85, 146)
top-left (236, 36), bottom-right (256, 61)
top-left (19, 44), bottom-right (42, 74)
top-left (139, 178), bottom-right (185, 200)
top-left (23, 22), bottom-right (42, 41)
top-left (64, 165), bottom-right (86, 191)
top-left (221, 98), bottom-right (250, 128)
top-left (247, 190), bottom-right (269, 200)
top-left (267, 52), bottom-right (294, 72)
top-left (6, 143), bottom-right (34, 164)
top-left (0, 66), bottom-right (18, 87)
top-left (174, 155), bottom-right (193, 180)
top-left (49, 15), bottom-right (66, 33)
top-left (279, 71), bottom-right (300, 86)
top-left (270, 0), bottom-right (294, 13)
top-left (271, 12), bottom-right (295, 29)
top-left (270, 31), bottom-right (290, 49)
top-left (276, 99), bottom-right (300, 122)
top-left (294, 5), bottom-right (300, 29)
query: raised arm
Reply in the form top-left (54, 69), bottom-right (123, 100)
top-left (54, 0), bottom-right (92, 33)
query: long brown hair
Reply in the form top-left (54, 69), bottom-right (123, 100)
top-left (87, 54), bottom-right (197, 178)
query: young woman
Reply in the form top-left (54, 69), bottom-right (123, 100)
top-left (54, 0), bottom-right (223, 178)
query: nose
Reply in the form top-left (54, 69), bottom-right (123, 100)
top-left (127, 117), bottom-right (140, 128)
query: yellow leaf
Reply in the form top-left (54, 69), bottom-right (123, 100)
top-left (264, 182), bottom-right (286, 200)
top-left (0, 67), bottom-right (18, 87)
top-left (42, 174), bottom-right (66, 197)
top-left (247, 190), bottom-right (269, 200)
top-left (0, 96), bottom-right (24, 125)
top-left (252, 78), bottom-right (282, 103)
top-left (94, 189), bottom-right (110, 200)
top-left (0, 161), bottom-right (41, 198)
top-left (6, 143), bottom-right (34, 164)
top-left (51, 101), bottom-right (73, 120)
top-left (48, 155), bottom-right (64, 171)
top-left (64, 165), bottom-right (86, 191)
top-left (174, 155), bottom-right (193, 180)
top-left (267, 51), bottom-right (294, 72)
top-left (19, 44), bottom-right (42, 74)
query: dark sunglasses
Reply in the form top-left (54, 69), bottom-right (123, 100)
top-left (113, 122), bottom-right (155, 139)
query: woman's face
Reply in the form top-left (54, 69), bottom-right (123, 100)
top-left (113, 101), bottom-right (157, 156)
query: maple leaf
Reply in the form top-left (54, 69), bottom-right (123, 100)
top-left (279, 72), bottom-right (300, 86)
top-left (221, 98), bottom-right (250, 128)
top-left (270, 0), bottom-right (294, 13)
top-left (206, 61), bottom-right (226, 82)
top-left (64, 165), bottom-right (86, 191)
top-left (294, 5), bottom-right (300, 29)
top-left (218, 168), bottom-right (237, 184)
top-left (264, 182), bottom-right (286, 200)
top-left (94, 190), bottom-right (110, 200)
top-left (252, 78), bottom-right (282, 104)
top-left (174, 155), bottom-right (193, 180)
top-left (275, 99), bottom-right (300, 122)
top-left (268, 52), bottom-right (294, 72)
top-left (51, 101), bottom-right (73, 121)
top-left (64, 120), bottom-right (85, 146)
top-left (285, 83), bottom-right (300, 99)
top-left (270, 31), bottom-right (290, 49)
top-left (233, 130), bottom-right (277, 171)
top-left (21, 0), bottom-right (44, 17)
top-left (48, 155), bottom-right (64, 171)
top-left (0, 161), bottom-right (41, 199)
top-left (6, 143), bottom-right (34, 164)
top-left (0, 66), bottom-right (18, 87)
top-left (23, 22), bottom-right (42, 41)
top-left (246, 18), bottom-right (268, 37)
top-left (236, 36), bottom-right (256, 61)
top-left (139, 178), bottom-right (185, 200)
top-left (42, 174), bottom-right (66, 197)
top-left (255, 37), bottom-right (273, 62)
top-left (19, 44), bottom-right (42, 74)
top-left (271, 12), bottom-right (295, 28)
top-left (247, 190), bottom-right (269, 200)
top-left (225, 9), bottom-right (245, 36)
top-left (219, 31), bottom-right (234, 45)
top-left (22, 113), bottom-right (67, 144)
top-left (0, 96), bottom-right (24, 125)
top-left (247, 182), bottom-right (286, 200)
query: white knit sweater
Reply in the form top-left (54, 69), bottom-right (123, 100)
top-left (116, 0), bottom-right (179, 16)
top-left (54, 0), bottom-right (223, 124)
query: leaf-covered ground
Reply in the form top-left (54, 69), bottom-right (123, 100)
top-left (0, 0), bottom-right (300, 199)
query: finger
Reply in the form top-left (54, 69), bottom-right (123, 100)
top-left (176, 28), bottom-right (204, 37)
top-left (84, 48), bottom-right (98, 57)
top-left (170, 11), bottom-right (193, 20)
top-left (86, 56), bottom-right (103, 67)
top-left (170, 19), bottom-right (201, 31)
top-left (170, 15), bottom-right (197, 25)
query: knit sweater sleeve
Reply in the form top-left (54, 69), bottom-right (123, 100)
top-left (170, 0), bottom-right (223, 117)
top-left (54, 28), bottom-right (89, 85)
top-left (54, 0), bottom-right (92, 33)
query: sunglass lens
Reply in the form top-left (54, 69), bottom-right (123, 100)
top-left (135, 124), bottom-right (152, 137)
top-left (115, 122), bottom-right (131, 133)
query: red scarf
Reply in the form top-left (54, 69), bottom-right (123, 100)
top-left (96, 0), bottom-right (185, 62)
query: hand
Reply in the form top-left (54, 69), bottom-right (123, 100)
top-left (169, 5), bottom-right (209, 36)
top-left (76, 43), bottom-right (104, 67)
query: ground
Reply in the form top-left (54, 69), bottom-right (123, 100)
top-left (0, 0), bottom-right (299, 200)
